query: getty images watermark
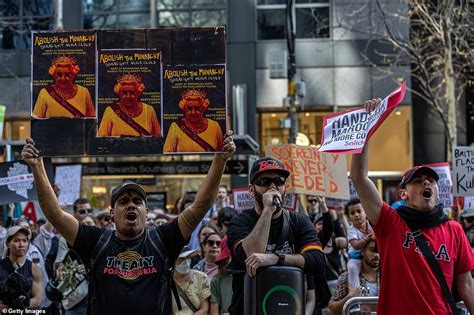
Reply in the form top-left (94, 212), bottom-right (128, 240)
top-left (1, 309), bottom-right (45, 314)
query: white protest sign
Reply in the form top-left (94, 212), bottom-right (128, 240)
top-left (0, 105), bottom-right (5, 139)
top-left (425, 162), bottom-right (453, 207)
top-left (464, 196), bottom-right (474, 209)
top-left (319, 83), bottom-right (406, 154)
top-left (232, 188), bottom-right (255, 211)
top-left (452, 146), bottom-right (474, 196)
top-left (54, 165), bottom-right (82, 205)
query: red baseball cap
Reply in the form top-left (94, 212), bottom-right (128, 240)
top-left (249, 157), bottom-right (290, 183)
top-left (399, 166), bottom-right (439, 189)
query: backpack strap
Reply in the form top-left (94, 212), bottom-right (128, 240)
top-left (409, 227), bottom-right (460, 315)
top-left (87, 229), bottom-right (114, 313)
top-left (146, 228), bottom-right (182, 312)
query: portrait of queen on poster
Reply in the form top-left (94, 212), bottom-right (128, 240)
top-left (163, 89), bottom-right (224, 153)
top-left (32, 56), bottom-right (95, 118)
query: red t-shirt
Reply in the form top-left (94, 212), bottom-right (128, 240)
top-left (374, 203), bottom-right (473, 315)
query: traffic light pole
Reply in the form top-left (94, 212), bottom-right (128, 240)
top-left (286, 0), bottom-right (298, 144)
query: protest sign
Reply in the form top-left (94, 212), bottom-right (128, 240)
top-left (464, 196), bottom-right (474, 209)
top-left (425, 162), bottom-right (453, 207)
top-left (54, 164), bottom-right (82, 205)
top-left (162, 64), bottom-right (226, 154)
top-left (266, 144), bottom-right (349, 199)
top-left (319, 83), bottom-right (406, 154)
top-left (0, 160), bottom-right (53, 205)
top-left (97, 49), bottom-right (162, 137)
top-left (283, 193), bottom-right (297, 211)
top-left (31, 31), bottom-right (96, 119)
top-left (0, 105), bottom-right (5, 139)
top-left (452, 146), bottom-right (474, 196)
top-left (232, 188), bottom-right (255, 211)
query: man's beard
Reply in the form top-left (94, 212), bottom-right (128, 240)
top-left (121, 226), bottom-right (142, 238)
top-left (254, 191), bottom-right (265, 210)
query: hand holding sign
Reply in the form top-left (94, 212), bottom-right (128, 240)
top-left (319, 83), bottom-right (406, 154)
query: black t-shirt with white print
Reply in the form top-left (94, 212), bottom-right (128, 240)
top-left (72, 220), bottom-right (185, 315)
top-left (226, 208), bottom-right (321, 315)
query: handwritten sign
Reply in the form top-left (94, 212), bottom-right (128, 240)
top-left (319, 83), bottom-right (406, 154)
top-left (54, 165), bottom-right (82, 205)
top-left (425, 162), bottom-right (453, 207)
top-left (452, 146), bottom-right (474, 196)
top-left (232, 188), bottom-right (255, 211)
top-left (265, 144), bottom-right (349, 199)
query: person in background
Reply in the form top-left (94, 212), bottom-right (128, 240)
top-left (95, 209), bottom-right (114, 230)
top-left (217, 207), bottom-right (237, 237)
top-left (0, 226), bottom-right (44, 310)
top-left (154, 214), bottom-right (170, 226)
top-left (328, 239), bottom-right (379, 315)
top-left (194, 233), bottom-right (222, 281)
top-left (460, 207), bottom-right (474, 250)
top-left (210, 243), bottom-right (233, 315)
top-left (146, 212), bottom-right (157, 228)
top-left (173, 246), bottom-right (211, 315)
top-left (306, 196), bottom-right (320, 215)
top-left (190, 223), bottom-right (221, 268)
top-left (345, 199), bottom-right (374, 290)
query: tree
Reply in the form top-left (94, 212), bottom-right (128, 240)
top-left (335, 0), bottom-right (472, 161)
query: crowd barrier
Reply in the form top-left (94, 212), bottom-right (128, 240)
top-left (342, 297), bottom-right (469, 314)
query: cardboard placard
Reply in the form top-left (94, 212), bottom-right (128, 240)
top-left (425, 162), bottom-right (453, 207)
top-left (452, 146), bottom-right (474, 196)
top-left (265, 144), bottom-right (350, 199)
top-left (54, 164), bottom-right (82, 205)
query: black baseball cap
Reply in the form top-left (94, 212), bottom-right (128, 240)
top-left (399, 166), bottom-right (439, 189)
top-left (111, 180), bottom-right (147, 207)
top-left (249, 157), bottom-right (290, 184)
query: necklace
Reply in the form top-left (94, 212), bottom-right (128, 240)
top-left (183, 118), bottom-right (208, 134)
top-left (53, 84), bottom-right (77, 100)
top-left (118, 102), bottom-right (143, 118)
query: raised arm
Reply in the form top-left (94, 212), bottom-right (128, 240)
top-left (178, 130), bottom-right (235, 239)
top-left (28, 263), bottom-right (44, 309)
top-left (350, 99), bottom-right (383, 225)
top-left (21, 138), bottom-right (79, 246)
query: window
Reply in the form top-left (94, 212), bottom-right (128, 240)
top-left (0, 0), bottom-right (54, 49)
top-left (257, 0), bottom-right (329, 40)
top-left (83, 0), bottom-right (226, 29)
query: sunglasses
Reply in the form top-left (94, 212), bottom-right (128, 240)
top-left (100, 217), bottom-right (111, 222)
top-left (78, 208), bottom-right (93, 215)
top-left (462, 217), bottom-right (474, 223)
top-left (253, 177), bottom-right (286, 187)
top-left (206, 240), bottom-right (221, 247)
top-left (308, 199), bottom-right (318, 204)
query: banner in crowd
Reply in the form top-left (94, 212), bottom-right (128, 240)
top-left (265, 144), bottom-right (350, 199)
top-left (0, 160), bottom-right (53, 204)
top-left (319, 83), bottom-right (406, 154)
top-left (54, 164), bottom-right (82, 205)
top-left (283, 193), bottom-right (297, 211)
top-left (162, 64), bottom-right (226, 154)
top-left (232, 188), bottom-right (255, 211)
top-left (30, 28), bottom-right (227, 156)
top-left (0, 105), bottom-right (5, 139)
top-left (31, 31), bottom-right (96, 119)
top-left (425, 162), bottom-right (453, 207)
top-left (97, 49), bottom-right (162, 137)
top-left (452, 146), bottom-right (474, 196)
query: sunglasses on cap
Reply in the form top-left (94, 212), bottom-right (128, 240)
top-left (253, 177), bottom-right (286, 187)
top-left (78, 208), bottom-right (93, 215)
top-left (206, 240), bottom-right (221, 247)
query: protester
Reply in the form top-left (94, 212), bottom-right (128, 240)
top-left (350, 98), bottom-right (473, 314)
top-left (80, 215), bottom-right (97, 227)
top-left (146, 212), bottom-right (157, 228)
top-left (226, 157), bottom-right (325, 315)
top-left (460, 207), bottom-right (474, 250)
top-left (163, 89), bottom-right (224, 152)
top-left (0, 226), bottom-right (43, 310)
top-left (173, 247), bottom-right (211, 315)
top-left (32, 56), bottom-right (95, 118)
top-left (21, 131), bottom-right (235, 314)
top-left (210, 244), bottom-right (233, 315)
top-left (345, 199), bottom-right (374, 289)
top-left (95, 209), bottom-right (113, 230)
top-left (217, 207), bottom-right (237, 236)
top-left (328, 239), bottom-right (379, 315)
top-left (154, 214), bottom-right (170, 226)
top-left (190, 223), bottom-right (221, 267)
top-left (306, 196), bottom-right (320, 215)
top-left (193, 233), bottom-right (222, 280)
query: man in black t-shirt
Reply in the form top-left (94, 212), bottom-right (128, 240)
top-left (226, 157), bottom-right (326, 315)
top-left (21, 131), bottom-right (236, 315)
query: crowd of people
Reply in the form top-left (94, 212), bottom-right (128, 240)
top-left (0, 99), bottom-right (472, 315)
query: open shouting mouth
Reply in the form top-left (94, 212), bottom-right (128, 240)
top-left (125, 211), bottom-right (138, 225)
top-left (422, 188), bottom-right (432, 199)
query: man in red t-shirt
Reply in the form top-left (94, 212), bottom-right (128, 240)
top-left (350, 98), bottom-right (473, 315)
